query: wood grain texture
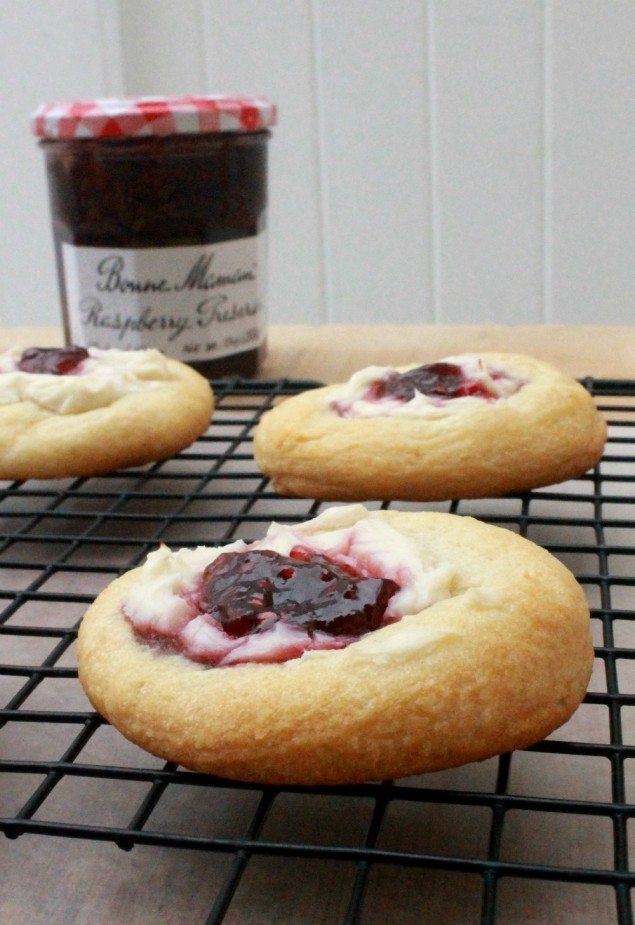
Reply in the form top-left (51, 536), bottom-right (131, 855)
top-left (2, 324), bottom-right (633, 381)
top-left (259, 324), bottom-right (635, 382)
top-left (0, 322), bottom-right (631, 924)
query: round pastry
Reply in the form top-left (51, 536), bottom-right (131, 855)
top-left (0, 345), bottom-right (213, 479)
top-left (253, 353), bottom-right (607, 501)
top-left (77, 504), bottom-right (593, 785)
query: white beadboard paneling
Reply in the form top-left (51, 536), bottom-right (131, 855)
top-left (97, 1), bottom-right (125, 95)
top-left (0, 0), bottom-right (123, 328)
top-left (202, 0), bottom-right (325, 324)
top-left (0, 0), bottom-right (633, 331)
top-left (317, 0), bottom-right (431, 323)
top-left (550, 1), bottom-right (635, 324)
top-left (118, 0), bottom-right (206, 95)
top-left (432, 0), bottom-right (544, 323)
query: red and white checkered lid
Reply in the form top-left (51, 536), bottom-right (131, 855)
top-left (31, 95), bottom-right (277, 140)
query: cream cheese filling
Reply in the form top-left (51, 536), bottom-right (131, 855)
top-left (329, 356), bottom-right (521, 419)
top-left (123, 505), bottom-right (458, 660)
top-left (0, 347), bottom-right (172, 414)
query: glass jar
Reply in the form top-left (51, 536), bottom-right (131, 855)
top-left (32, 96), bottom-right (276, 378)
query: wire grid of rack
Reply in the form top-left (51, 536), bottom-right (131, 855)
top-left (1, 376), bottom-right (634, 925)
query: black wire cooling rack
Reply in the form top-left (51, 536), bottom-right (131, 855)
top-left (1, 377), bottom-right (634, 925)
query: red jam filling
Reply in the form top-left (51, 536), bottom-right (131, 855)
top-left (200, 547), bottom-right (399, 639)
top-left (367, 362), bottom-right (498, 403)
top-left (17, 346), bottom-right (89, 375)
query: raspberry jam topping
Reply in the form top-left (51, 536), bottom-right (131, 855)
top-left (17, 346), bottom-right (89, 375)
top-left (368, 362), bottom-right (498, 403)
top-left (200, 547), bottom-right (399, 640)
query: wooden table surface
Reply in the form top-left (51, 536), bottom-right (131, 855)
top-left (2, 323), bottom-right (634, 380)
top-left (1, 325), bottom-right (634, 925)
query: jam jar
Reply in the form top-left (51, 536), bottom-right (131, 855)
top-left (31, 96), bottom-right (276, 378)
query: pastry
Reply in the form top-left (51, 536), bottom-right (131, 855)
top-left (254, 353), bottom-right (607, 501)
top-left (0, 345), bottom-right (213, 479)
top-left (77, 504), bottom-right (593, 785)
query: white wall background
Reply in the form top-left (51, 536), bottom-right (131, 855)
top-left (0, 0), bottom-right (633, 328)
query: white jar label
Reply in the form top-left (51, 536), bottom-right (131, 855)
top-left (61, 233), bottom-right (267, 362)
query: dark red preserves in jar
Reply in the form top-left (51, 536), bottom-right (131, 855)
top-left (31, 95), bottom-right (276, 377)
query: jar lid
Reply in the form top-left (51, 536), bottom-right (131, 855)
top-left (31, 95), bottom-right (277, 140)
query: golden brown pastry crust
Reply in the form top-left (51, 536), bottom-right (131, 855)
top-left (253, 353), bottom-right (606, 501)
top-left (0, 359), bottom-right (213, 479)
top-left (77, 508), bottom-right (593, 785)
